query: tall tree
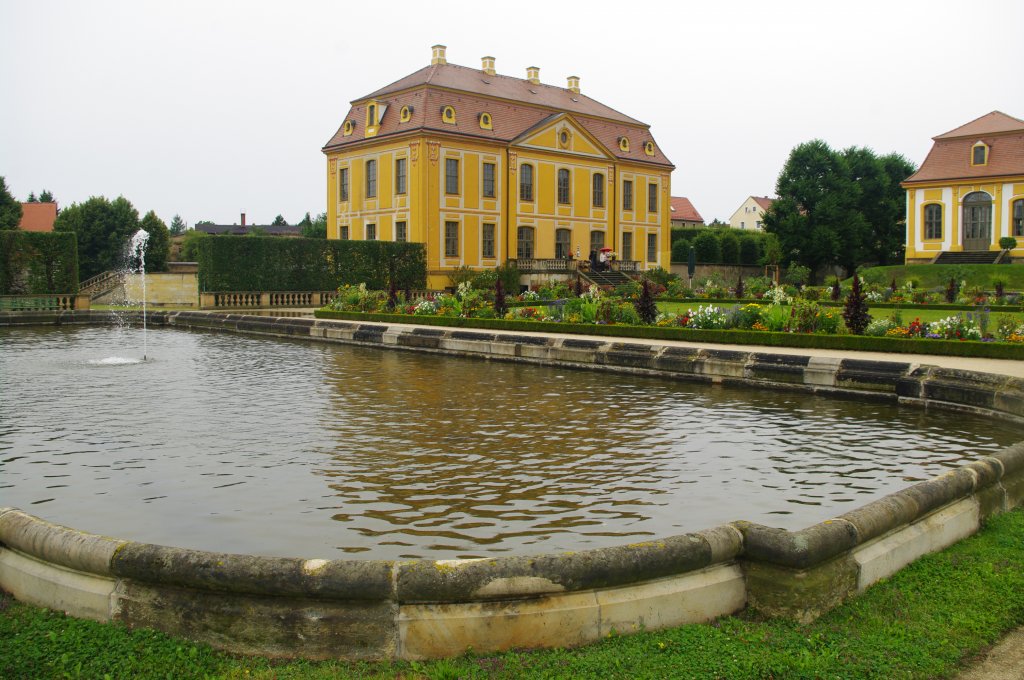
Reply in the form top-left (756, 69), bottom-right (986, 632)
top-left (54, 196), bottom-right (140, 279)
top-left (169, 214), bottom-right (187, 236)
top-left (873, 153), bottom-right (916, 265)
top-left (300, 212), bottom-right (327, 239)
top-left (271, 214), bottom-right (288, 226)
top-left (139, 211), bottom-right (171, 272)
top-left (0, 177), bottom-right (22, 230)
top-left (764, 140), bottom-right (867, 280)
top-left (39, 190), bottom-right (54, 203)
top-left (27, 192), bottom-right (38, 203)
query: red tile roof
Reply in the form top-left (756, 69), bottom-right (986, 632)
top-left (904, 112), bottom-right (1024, 184)
top-left (18, 202), bottom-right (57, 232)
top-left (323, 61), bottom-right (673, 169)
top-left (933, 111), bottom-right (1024, 140)
top-left (752, 196), bottom-right (774, 211)
top-left (669, 197), bottom-right (703, 222)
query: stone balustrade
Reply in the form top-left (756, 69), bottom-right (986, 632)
top-left (0, 294), bottom-right (90, 311)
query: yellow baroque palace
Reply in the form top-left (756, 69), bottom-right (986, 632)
top-left (903, 111), bottom-right (1024, 263)
top-left (322, 45), bottom-right (675, 289)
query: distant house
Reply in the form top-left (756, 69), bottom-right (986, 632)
top-left (728, 196), bottom-right (773, 230)
top-left (18, 202), bottom-right (57, 232)
top-left (196, 214), bottom-right (302, 237)
top-left (669, 197), bottom-right (704, 228)
top-left (902, 111), bottom-right (1024, 264)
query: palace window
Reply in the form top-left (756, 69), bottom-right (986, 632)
top-left (338, 167), bottom-right (349, 202)
top-left (366, 104), bottom-right (377, 127)
top-left (644, 141), bottom-right (655, 156)
top-left (1013, 199), bottom-right (1024, 238)
top-left (623, 180), bottom-right (633, 210)
top-left (557, 168), bottom-right (570, 204)
top-left (618, 136), bottom-right (629, 152)
top-left (343, 120), bottom-right (354, 135)
top-left (479, 112), bottom-right (492, 130)
top-left (399, 106), bottom-right (413, 123)
top-left (340, 225), bottom-right (349, 240)
top-left (395, 158), bottom-right (407, 195)
top-left (592, 173), bottom-right (604, 207)
top-left (482, 162), bottom-right (495, 198)
top-left (482, 223), bottom-right (495, 258)
top-left (445, 158), bottom-right (459, 195)
top-left (622, 232), bottom-right (633, 261)
top-left (924, 204), bottom-right (943, 239)
top-left (444, 221), bottom-right (459, 257)
top-left (395, 221), bottom-right (407, 242)
top-left (365, 223), bottom-right (376, 240)
top-left (647, 233), bottom-right (658, 262)
top-left (365, 159), bottom-right (377, 198)
top-left (441, 105), bottom-right (456, 124)
top-left (589, 230), bottom-right (605, 253)
top-left (520, 164), bottom-right (534, 201)
top-left (648, 183), bottom-right (658, 213)
top-left (517, 226), bottom-right (535, 259)
top-left (555, 228), bottom-right (571, 259)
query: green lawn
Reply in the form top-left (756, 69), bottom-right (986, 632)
top-left (857, 263), bottom-right (1024, 290)
top-left (3, 509), bottom-right (1023, 679)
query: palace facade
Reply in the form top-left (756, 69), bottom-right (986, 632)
top-left (322, 46), bottom-right (674, 289)
top-left (903, 111), bottom-right (1024, 264)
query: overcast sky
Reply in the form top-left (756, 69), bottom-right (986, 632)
top-left (3, 0), bottom-right (1023, 227)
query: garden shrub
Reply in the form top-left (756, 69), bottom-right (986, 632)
top-left (671, 239), bottom-right (692, 264)
top-left (634, 279), bottom-right (658, 324)
top-left (843, 275), bottom-right (872, 335)
top-left (738, 235), bottom-right (760, 265)
top-left (719, 232), bottom-right (740, 264)
top-left (693, 231), bottom-right (721, 263)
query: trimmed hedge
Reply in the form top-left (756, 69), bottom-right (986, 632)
top-left (314, 310), bottom-right (1024, 360)
top-left (0, 230), bottom-right (79, 294)
top-left (659, 297), bottom-right (1024, 313)
top-left (196, 236), bottom-right (426, 292)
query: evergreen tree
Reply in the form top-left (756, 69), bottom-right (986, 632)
top-left (634, 279), bottom-right (658, 325)
top-left (271, 214), bottom-right (288, 226)
top-left (169, 214), bottom-right (187, 236)
top-left (54, 196), bottom-right (140, 279)
top-left (0, 177), bottom-right (22, 230)
top-left (494, 279), bottom-right (507, 317)
top-left (27, 192), bottom-right (38, 203)
top-left (842, 275), bottom-right (871, 335)
top-left (39, 190), bottom-right (54, 203)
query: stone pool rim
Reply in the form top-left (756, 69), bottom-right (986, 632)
top-left (1, 309), bottom-right (1023, 660)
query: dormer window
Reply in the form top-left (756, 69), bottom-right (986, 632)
top-left (441, 105), bottom-right (456, 124)
top-left (366, 103), bottom-right (377, 127)
top-left (972, 141), bottom-right (988, 166)
top-left (478, 112), bottom-right (492, 130)
top-left (343, 120), bottom-right (354, 136)
top-left (644, 141), bottom-right (655, 156)
top-left (618, 136), bottom-right (630, 152)
top-left (399, 106), bottom-right (413, 123)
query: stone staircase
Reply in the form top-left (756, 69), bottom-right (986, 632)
top-left (579, 268), bottom-right (634, 288)
top-left (79, 270), bottom-right (123, 300)
top-left (932, 251), bottom-right (1001, 265)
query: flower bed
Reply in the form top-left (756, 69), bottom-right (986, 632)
top-left (322, 283), bottom-right (1024, 358)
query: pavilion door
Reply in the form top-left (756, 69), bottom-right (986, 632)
top-left (962, 202), bottom-right (991, 251)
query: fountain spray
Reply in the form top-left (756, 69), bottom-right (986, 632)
top-left (129, 229), bottom-right (150, 360)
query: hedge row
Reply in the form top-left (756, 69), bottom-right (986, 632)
top-left (0, 230), bottom-right (79, 295)
top-left (314, 310), bottom-right (1024, 360)
top-left (196, 237), bottom-right (426, 292)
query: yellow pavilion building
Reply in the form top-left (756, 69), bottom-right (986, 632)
top-left (903, 111), bottom-right (1024, 264)
top-left (322, 45), bottom-right (675, 289)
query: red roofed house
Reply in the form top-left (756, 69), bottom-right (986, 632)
top-left (902, 111), bottom-right (1024, 264)
top-left (18, 202), bottom-right (57, 232)
top-left (728, 196), bottom-right (773, 231)
top-left (669, 197), bottom-right (704, 228)
top-left (323, 45), bottom-right (674, 289)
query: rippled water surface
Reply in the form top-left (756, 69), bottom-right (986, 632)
top-left (1, 325), bottom-right (1020, 559)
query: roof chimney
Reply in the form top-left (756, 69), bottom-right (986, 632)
top-left (526, 66), bottom-right (540, 85)
top-left (567, 75), bottom-right (580, 94)
top-left (241, 212), bottom-right (246, 227)
top-left (431, 44), bottom-right (447, 65)
top-left (481, 55), bottom-right (496, 76)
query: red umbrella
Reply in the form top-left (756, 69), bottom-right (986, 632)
top-left (599, 247), bottom-right (613, 252)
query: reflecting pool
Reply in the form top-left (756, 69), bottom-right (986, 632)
top-left (1, 325), bottom-right (1019, 559)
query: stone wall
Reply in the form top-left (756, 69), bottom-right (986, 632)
top-left (1, 310), bottom-right (1023, 660)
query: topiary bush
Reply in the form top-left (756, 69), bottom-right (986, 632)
top-left (0, 230), bottom-right (79, 294)
top-left (693, 231), bottom-right (721, 263)
top-left (843, 275), bottom-right (872, 335)
top-left (719, 232), bottom-right (740, 264)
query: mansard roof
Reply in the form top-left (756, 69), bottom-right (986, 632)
top-left (903, 111), bottom-right (1024, 184)
top-left (323, 61), bottom-right (673, 169)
